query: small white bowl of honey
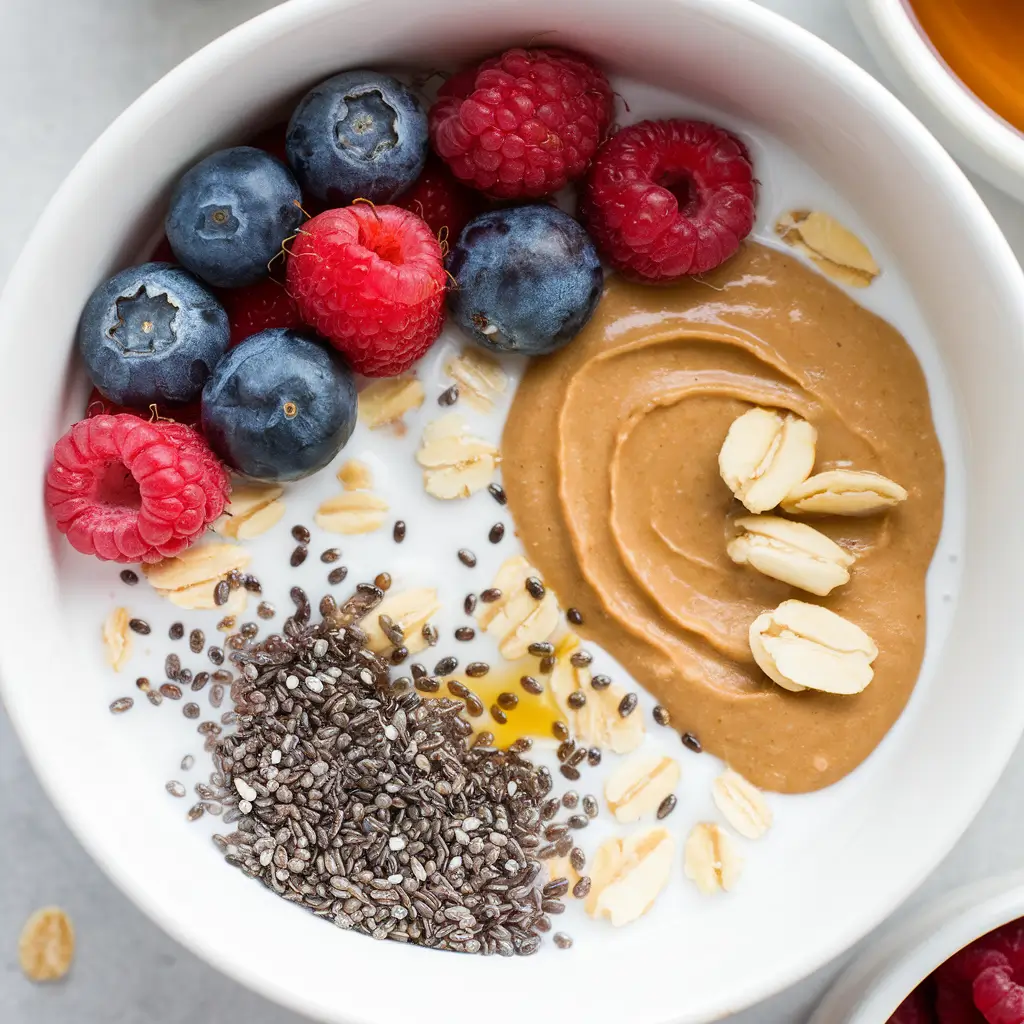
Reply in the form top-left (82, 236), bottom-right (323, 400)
top-left (850, 0), bottom-right (1024, 203)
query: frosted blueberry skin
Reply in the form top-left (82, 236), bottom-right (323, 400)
top-left (446, 206), bottom-right (604, 356)
top-left (201, 328), bottom-right (358, 483)
top-left (77, 262), bottom-right (230, 407)
top-left (165, 146), bottom-right (303, 289)
top-left (286, 70), bottom-right (428, 205)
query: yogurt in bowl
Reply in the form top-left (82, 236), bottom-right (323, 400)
top-left (3, 1), bottom-right (1024, 1023)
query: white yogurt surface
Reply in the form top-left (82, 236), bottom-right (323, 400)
top-left (55, 73), bottom-right (965, 952)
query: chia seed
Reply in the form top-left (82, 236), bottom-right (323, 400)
top-left (682, 732), bottom-right (703, 754)
top-left (566, 608), bottom-right (584, 626)
top-left (119, 569), bottom-right (139, 586)
top-left (321, 548), bottom-right (341, 564)
top-left (590, 674), bottom-right (611, 691)
top-left (393, 521), bottom-right (406, 543)
top-left (488, 523), bottom-right (505, 544)
top-left (528, 641), bottom-right (554, 656)
top-left (463, 594), bottom-right (477, 615)
top-left (466, 662), bottom-right (489, 679)
top-left (374, 572), bottom-right (392, 591)
top-left (520, 675), bottom-right (543, 696)
top-left (128, 618), bottom-right (151, 635)
top-left (328, 566), bottom-right (349, 586)
top-left (656, 794), bottom-right (677, 820)
top-left (525, 577), bottom-right (545, 599)
top-left (567, 691), bottom-right (587, 710)
top-left (214, 581), bottom-right (230, 606)
top-left (617, 693), bottom-right (638, 718)
top-left (458, 549), bottom-right (477, 568)
top-left (438, 384), bottom-right (459, 406)
top-left (208, 646), bottom-right (225, 666)
top-left (189, 629), bottom-right (205, 654)
top-left (169, 622), bottom-right (184, 641)
top-left (109, 698), bottom-right (134, 714)
top-left (496, 692), bottom-right (518, 711)
top-left (653, 705), bottom-right (671, 727)
top-left (454, 626), bottom-right (475, 642)
top-left (290, 545), bottom-right (309, 567)
top-left (488, 483), bottom-right (507, 505)
top-left (291, 524), bottom-right (310, 544)
top-left (211, 620), bottom-right (556, 954)
top-left (538, 655), bottom-right (556, 674)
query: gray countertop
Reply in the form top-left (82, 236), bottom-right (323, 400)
top-left (3, 1), bottom-right (1024, 1020)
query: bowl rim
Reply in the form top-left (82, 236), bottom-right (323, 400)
top-left (864, 0), bottom-right (1024, 174)
top-left (3, 0), bottom-right (1024, 1021)
top-left (811, 871), bottom-right (1024, 1022)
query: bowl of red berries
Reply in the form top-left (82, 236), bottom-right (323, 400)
top-left (4, 0), bottom-right (1024, 1022)
top-left (813, 872), bottom-right (1024, 1023)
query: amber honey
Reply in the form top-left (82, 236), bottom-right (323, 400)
top-left (422, 661), bottom-right (564, 747)
top-left (908, 0), bottom-right (1024, 133)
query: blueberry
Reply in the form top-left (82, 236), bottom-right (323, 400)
top-left (77, 262), bottom-right (230, 406)
top-left (286, 71), bottom-right (427, 205)
top-left (447, 206), bottom-right (604, 356)
top-left (201, 329), bottom-right (357, 482)
top-left (166, 146), bottom-right (303, 289)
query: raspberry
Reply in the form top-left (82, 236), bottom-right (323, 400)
top-left (889, 985), bottom-right (937, 1023)
top-left (580, 118), bottom-right (757, 282)
top-left (974, 966), bottom-right (1024, 1024)
top-left (85, 387), bottom-right (202, 430)
top-left (395, 154), bottom-right (484, 242)
top-left (429, 47), bottom-right (614, 199)
top-left (217, 277), bottom-right (301, 346)
top-left (286, 204), bottom-right (446, 377)
top-left (45, 414), bottom-right (230, 563)
top-left (935, 979), bottom-right (987, 1023)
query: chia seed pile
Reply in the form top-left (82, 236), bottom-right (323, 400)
top-left (208, 617), bottom-right (561, 955)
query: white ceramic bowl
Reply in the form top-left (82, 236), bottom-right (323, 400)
top-left (812, 871), bottom-right (1024, 1021)
top-left (850, 0), bottom-right (1024, 203)
top-left (3, 2), bottom-right (1024, 1023)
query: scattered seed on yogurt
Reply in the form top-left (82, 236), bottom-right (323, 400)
top-left (653, 705), bottom-right (671, 727)
top-left (583, 795), bottom-right (599, 818)
top-left (109, 697), bottom-right (134, 714)
top-left (128, 618), bottom-right (150, 635)
top-left (208, 646), bottom-right (225, 665)
top-left (214, 581), bottom-right (230, 606)
top-left (165, 780), bottom-right (185, 797)
top-left (327, 566), bottom-right (348, 586)
top-left (656, 794), bottom-right (677, 819)
top-left (458, 548), bottom-right (477, 568)
top-left (119, 569), bottom-right (139, 586)
top-left (587, 747), bottom-right (601, 767)
top-left (488, 482), bottom-right (507, 505)
top-left (463, 594), bottom-right (477, 615)
top-left (520, 675), bottom-right (543, 695)
top-left (438, 384), bottom-right (459, 406)
top-left (191, 672), bottom-right (209, 692)
top-left (168, 622), bottom-right (184, 641)
top-left (466, 662), bottom-right (489, 678)
top-left (393, 520), bottom-right (406, 543)
top-left (291, 524), bottom-right (310, 544)
top-left (180, 755), bottom-right (194, 771)
top-left (525, 576), bottom-right (545, 599)
top-left (454, 626), bottom-right (475, 641)
top-left (567, 607), bottom-right (584, 626)
top-left (552, 721), bottom-right (569, 742)
top-left (590, 674), bottom-right (611, 690)
top-left (480, 587), bottom-right (501, 602)
top-left (497, 691), bottom-right (518, 710)
top-left (290, 545), bottom-right (308, 567)
top-left (682, 732), bottom-right (703, 753)
top-left (183, 703), bottom-right (201, 720)
top-left (539, 655), bottom-right (556, 674)
top-left (422, 623), bottom-right (439, 647)
top-left (567, 691), bottom-right (587, 710)
top-left (488, 523), bottom-right (505, 544)
top-left (135, 677), bottom-right (150, 692)
top-left (160, 683), bottom-right (182, 700)
top-left (374, 572), bottom-right (392, 591)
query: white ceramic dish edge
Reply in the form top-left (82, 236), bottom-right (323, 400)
top-left (850, 0), bottom-right (1024, 203)
top-left (812, 871), bottom-right (1024, 1022)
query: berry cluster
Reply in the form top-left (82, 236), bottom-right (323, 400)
top-left (46, 46), bottom-right (758, 565)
